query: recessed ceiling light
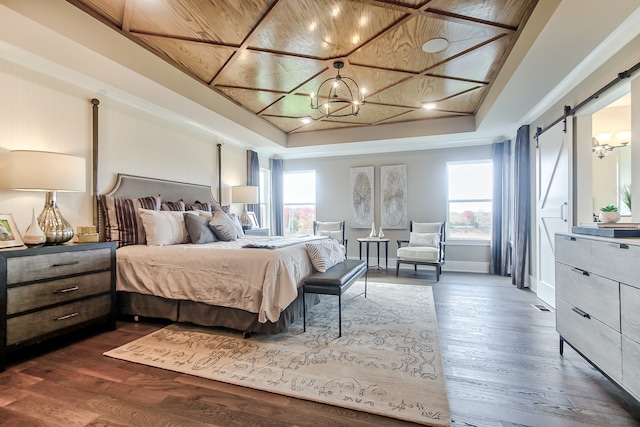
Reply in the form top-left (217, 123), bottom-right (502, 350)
top-left (422, 38), bottom-right (449, 53)
top-left (422, 102), bottom-right (437, 110)
top-left (301, 117), bottom-right (312, 124)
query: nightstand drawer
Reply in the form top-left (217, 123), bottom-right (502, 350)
top-left (6, 248), bottom-right (111, 284)
top-left (555, 262), bottom-right (620, 331)
top-left (557, 297), bottom-right (622, 381)
top-left (6, 294), bottom-right (112, 345)
top-left (6, 271), bottom-right (112, 315)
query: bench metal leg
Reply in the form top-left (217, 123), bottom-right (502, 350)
top-left (302, 289), bottom-right (306, 332)
top-left (338, 294), bottom-right (342, 337)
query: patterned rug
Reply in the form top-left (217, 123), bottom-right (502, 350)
top-left (104, 282), bottom-right (451, 426)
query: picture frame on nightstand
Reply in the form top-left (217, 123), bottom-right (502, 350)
top-left (0, 213), bottom-right (25, 249)
top-left (248, 211), bottom-right (259, 228)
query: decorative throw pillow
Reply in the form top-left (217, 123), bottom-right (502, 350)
top-left (230, 213), bottom-right (245, 237)
top-left (196, 209), bottom-right (213, 218)
top-left (186, 201), bottom-right (213, 213)
top-left (139, 209), bottom-right (193, 246)
top-left (184, 212), bottom-right (218, 244)
top-left (100, 194), bottom-right (161, 248)
top-left (409, 232), bottom-right (440, 248)
top-left (208, 209), bottom-right (239, 241)
top-left (305, 238), bottom-right (344, 272)
top-left (161, 200), bottom-right (185, 211)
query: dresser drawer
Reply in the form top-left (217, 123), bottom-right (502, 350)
top-left (591, 240), bottom-right (640, 287)
top-left (555, 235), bottom-right (591, 270)
top-left (621, 283), bottom-right (640, 344)
top-left (622, 336), bottom-right (640, 400)
top-left (555, 262), bottom-right (620, 331)
top-left (6, 271), bottom-right (112, 315)
top-left (6, 248), bottom-right (111, 284)
top-left (6, 294), bottom-right (112, 346)
top-left (556, 297), bottom-right (622, 382)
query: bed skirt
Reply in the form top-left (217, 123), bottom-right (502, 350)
top-left (117, 291), bottom-right (320, 335)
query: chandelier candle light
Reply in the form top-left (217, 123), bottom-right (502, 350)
top-left (310, 61), bottom-right (365, 118)
top-left (10, 150), bottom-right (86, 245)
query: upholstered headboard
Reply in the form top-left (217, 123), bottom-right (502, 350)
top-left (97, 173), bottom-right (218, 241)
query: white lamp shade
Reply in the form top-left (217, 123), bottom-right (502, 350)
top-left (10, 150), bottom-right (86, 192)
top-left (232, 185), bottom-right (259, 204)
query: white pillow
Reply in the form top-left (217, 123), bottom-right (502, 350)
top-left (139, 208), bottom-right (194, 246)
top-left (305, 238), bottom-right (344, 272)
top-left (316, 229), bottom-right (342, 241)
top-left (409, 232), bottom-right (440, 248)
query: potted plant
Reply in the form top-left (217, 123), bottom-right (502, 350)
top-left (599, 205), bottom-right (620, 223)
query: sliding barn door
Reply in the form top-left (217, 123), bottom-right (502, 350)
top-left (536, 119), bottom-right (573, 308)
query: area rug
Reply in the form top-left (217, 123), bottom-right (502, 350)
top-left (104, 282), bottom-right (451, 426)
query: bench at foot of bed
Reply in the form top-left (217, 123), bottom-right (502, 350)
top-left (302, 259), bottom-right (368, 337)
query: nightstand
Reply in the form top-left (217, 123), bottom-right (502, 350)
top-left (0, 241), bottom-right (116, 371)
top-left (244, 228), bottom-right (270, 236)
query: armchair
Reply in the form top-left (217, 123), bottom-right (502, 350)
top-left (396, 221), bottom-right (445, 281)
top-left (313, 220), bottom-right (347, 257)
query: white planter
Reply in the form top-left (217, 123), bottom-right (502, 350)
top-left (599, 211), bottom-right (620, 223)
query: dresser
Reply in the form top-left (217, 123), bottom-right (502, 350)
top-left (555, 233), bottom-right (640, 400)
top-left (0, 241), bottom-right (116, 370)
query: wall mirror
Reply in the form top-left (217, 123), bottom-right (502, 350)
top-left (591, 92), bottom-right (631, 217)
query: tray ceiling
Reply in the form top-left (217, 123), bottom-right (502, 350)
top-left (67, 0), bottom-right (537, 136)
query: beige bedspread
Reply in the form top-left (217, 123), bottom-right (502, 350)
top-left (116, 236), bottom-right (324, 323)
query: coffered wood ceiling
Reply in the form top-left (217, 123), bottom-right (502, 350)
top-left (67, 0), bottom-right (537, 136)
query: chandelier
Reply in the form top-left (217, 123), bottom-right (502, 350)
top-left (310, 61), bottom-right (365, 118)
top-left (592, 131), bottom-right (631, 159)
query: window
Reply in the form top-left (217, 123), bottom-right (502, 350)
top-left (447, 161), bottom-right (493, 239)
top-left (283, 171), bottom-right (315, 236)
top-left (259, 168), bottom-right (270, 229)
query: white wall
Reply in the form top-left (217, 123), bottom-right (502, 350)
top-left (285, 144), bottom-right (493, 272)
top-left (0, 57), bottom-right (248, 236)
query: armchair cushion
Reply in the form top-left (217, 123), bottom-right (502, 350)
top-left (397, 246), bottom-right (439, 262)
top-left (409, 232), bottom-right (440, 248)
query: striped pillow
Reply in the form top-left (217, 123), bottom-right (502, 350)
top-left (305, 238), bottom-right (344, 272)
top-left (101, 194), bottom-right (161, 247)
top-left (186, 201), bottom-right (213, 213)
top-left (161, 200), bottom-right (185, 211)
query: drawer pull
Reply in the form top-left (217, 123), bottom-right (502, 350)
top-left (54, 312), bottom-right (79, 321)
top-left (572, 307), bottom-right (590, 319)
top-left (52, 261), bottom-right (80, 267)
top-left (570, 267), bottom-right (589, 276)
top-left (569, 237), bottom-right (576, 241)
top-left (619, 244), bottom-right (629, 249)
top-left (54, 286), bottom-right (79, 294)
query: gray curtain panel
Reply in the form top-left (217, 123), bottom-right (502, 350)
top-left (512, 125), bottom-right (531, 289)
top-left (490, 140), bottom-right (512, 276)
top-left (247, 150), bottom-right (261, 226)
top-left (270, 158), bottom-right (284, 236)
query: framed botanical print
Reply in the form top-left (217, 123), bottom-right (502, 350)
top-left (0, 213), bottom-right (25, 249)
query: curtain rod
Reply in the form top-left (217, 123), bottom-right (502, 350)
top-left (535, 60), bottom-right (640, 143)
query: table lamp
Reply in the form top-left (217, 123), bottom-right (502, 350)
top-left (232, 185), bottom-right (259, 229)
top-left (10, 150), bottom-right (86, 245)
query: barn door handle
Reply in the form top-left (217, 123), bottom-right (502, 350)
top-left (560, 202), bottom-right (568, 222)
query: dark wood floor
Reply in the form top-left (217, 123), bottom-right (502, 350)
top-left (1, 271), bottom-right (639, 426)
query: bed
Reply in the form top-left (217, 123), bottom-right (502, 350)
top-left (98, 173), bottom-right (321, 335)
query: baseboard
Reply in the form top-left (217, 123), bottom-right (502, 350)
top-left (346, 257), bottom-right (489, 274)
top-left (535, 279), bottom-right (556, 308)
